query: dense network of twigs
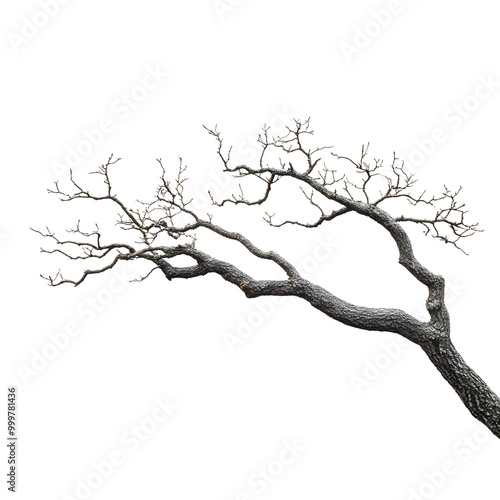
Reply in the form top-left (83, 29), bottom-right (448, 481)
top-left (34, 119), bottom-right (500, 438)
top-left (208, 119), bottom-right (479, 250)
top-left (33, 118), bottom-right (479, 289)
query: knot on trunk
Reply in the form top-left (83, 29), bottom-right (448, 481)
top-left (426, 297), bottom-right (442, 311)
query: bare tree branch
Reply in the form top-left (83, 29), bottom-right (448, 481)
top-left (34, 118), bottom-right (500, 439)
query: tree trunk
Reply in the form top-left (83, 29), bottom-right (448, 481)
top-left (421, 337), bottom-right (500, 438)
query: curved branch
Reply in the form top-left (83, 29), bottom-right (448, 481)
top-left (208, 128), bottom-right (479, 333)
top-left (35, 118), bottom-right (500, 439)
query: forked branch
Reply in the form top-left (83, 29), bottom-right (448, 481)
top-left (34, 119), bottom-right (500, 438)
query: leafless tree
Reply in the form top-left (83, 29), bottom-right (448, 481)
top-left (33, 119), bottom-right (500, 438)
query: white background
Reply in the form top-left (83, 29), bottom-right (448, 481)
top-left (1, 1), bottom-right (500, 499)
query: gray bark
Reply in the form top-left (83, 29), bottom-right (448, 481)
top-left (35, 124), bottom-right (500, 439)
top-left (421, 337), bottom-right (500, 438)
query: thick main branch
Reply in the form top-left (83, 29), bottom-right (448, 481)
top-left (34, 119), bottom-right (498, 438)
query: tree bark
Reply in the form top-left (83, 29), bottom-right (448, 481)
top-left (421, 337), bottom-right (500, 438)
top-left (35, 129), bottom-right (497, 438)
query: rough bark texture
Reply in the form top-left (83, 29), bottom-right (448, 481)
top-left (34, 120), bottom-right (499, 439)
top-left (422, 337), bottom-right (500, 438)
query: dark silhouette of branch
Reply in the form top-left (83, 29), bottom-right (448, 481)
top-left (33, 119), bottom-right (499, 439)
